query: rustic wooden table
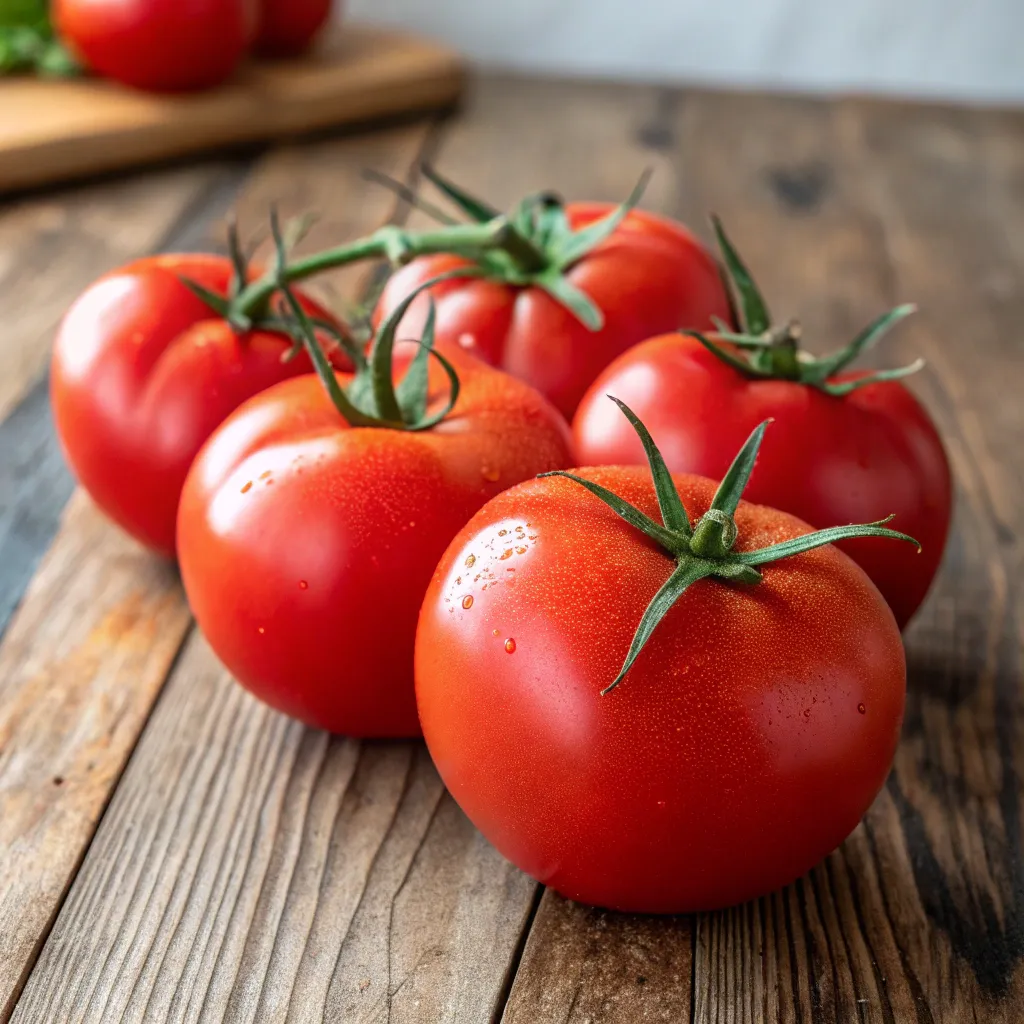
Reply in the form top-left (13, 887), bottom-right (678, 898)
top-left (1, 75), bottom-right (1021, 1023)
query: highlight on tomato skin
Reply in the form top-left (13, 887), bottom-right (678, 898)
top-left (415, 404), bottom-right (913, 913)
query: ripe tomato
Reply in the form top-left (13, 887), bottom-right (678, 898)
top-left (573, 221), bottom-right (951, 629)
top-left (51, 254), bottom-right (340, 558)
top-left (373, 170), bottom-right (731, 418)
top-left (178, 274), bottom-right (573, 737)
top-left (416, 406), bottom-right (910, 912)
top-left (253, 0), bottom-right (333, 57)
top-left (55, 0), bottom-right (252, 92)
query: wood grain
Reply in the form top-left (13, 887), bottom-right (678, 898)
top-left (0, 26), bottom-right (462, 195)
top-left (12, 636), bottom-right (536, 1024)
top-left (0, 494), bottom-right (191, 1023)
top-left (0, 119), bottom-right (434, 1023)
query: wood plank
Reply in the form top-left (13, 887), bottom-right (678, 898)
top-left (0, 120), bottom-right (433, 1022)
top-left (11, 636), bottom-right (536, 1024)
top-left (0, 26), bottom-right (463, 194)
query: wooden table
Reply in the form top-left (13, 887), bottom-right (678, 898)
top-left (1, 75), bottom-right (1022, 1023)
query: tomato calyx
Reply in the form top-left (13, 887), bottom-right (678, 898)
top-left (269, 213), bottom-right (469, 432)
top-left (541, 398), bottom-right (920, 694)
top-left (687, 216), bottom-right (925, 396)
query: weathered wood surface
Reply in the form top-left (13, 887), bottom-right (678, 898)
top-left (0, 76), bottom-right (1022, 1023)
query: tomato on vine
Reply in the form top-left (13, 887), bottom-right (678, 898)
top-left (573, 217), bottom-right (951, 628)
top-left (178, 225), bottom-right (573, 737)
top-left (417, 398), bottom-right (916, 912)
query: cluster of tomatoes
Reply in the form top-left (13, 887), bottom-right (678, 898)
top-left (54, 0), bottom-right (331, 92)
top-left (50, 170), bottom-right (951, 914)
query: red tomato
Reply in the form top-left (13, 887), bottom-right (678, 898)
top-left (573, 333), bottom-right (950, 628)
top-left (374, 205), bottom-right (732, 418)
top-left (416, 465), bottom-right (906, 912)
top-left (253, 0), bottom-right (333, 57)
top-left (177, 343), bottom-right (573, 737)
top-left (51, 255), bottom-right (340, 558)
top-left (55, 0), bottom-right (252, 92)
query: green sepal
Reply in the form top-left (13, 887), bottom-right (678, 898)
top-left (820, 359), bottom-right (926, 397)
top-left (395, 299), bottom-right (437, 425)
top-left (708, 419), bottom-right (770, 518)
top-left (552, 169), bottom-right (652, 270)
top-left (608, 397), bottom-right (691, 536)
top-left (178, 276), bottom-right (231, 319)
top-left (733, 517), bottom-right (921, 566)
top-left (535, 270), bottom-right (604, 330)
top-left (685, 330), bottom-right (773, 380)
top-left (421, 163), bottom-right (502, 223)
top-left (712, 215), bottom-right (771, 335)
top-left (404, 340), bottom-right (462, 432)
top-left (802, 304), bottom-right (917, 384)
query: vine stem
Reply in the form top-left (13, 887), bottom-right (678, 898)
top-left (231, 218), bottom-right (537, 322)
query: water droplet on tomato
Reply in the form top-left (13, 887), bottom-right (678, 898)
top-left (499, 548), bottom-right (513, 560)
top-left (482, 467), bottom-right (500, 482)
top-left (241, 481), bottom-right (253, 494)
top-left (462, 595), bottom-right (474, 610)
top-left (858, 703), bottom-right (866, 714)
top-left (492, 628), bottom-right (500, 636)
top-left (504, 638), bottom-right (516, 654)
top-left (257, 626), bottom-right (265, 634)
top-left (458, 332), bottom-right (476, 349)
top-left (259, 470), bottom-right (272, 480)
top-left (515, 546), bottom-right (527, 555)
top-left (409, 521), bottom-right (416, 528)
top-left (498, 529), bottom-right (508, 537)
top-left (299, 580), bottom-right (308, 590)
top-left (656, 799), bottom-right (666, 809)
top-left (465, 554), bottom-right (476, 568)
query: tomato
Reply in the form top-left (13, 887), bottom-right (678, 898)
top-left (373, 171), bottom-right (731, 418)
top-left (51, 254), bottom-right (341, 558)
top-left (416, 405), bottom-right (911, 912)
top-left (573, 220), bottom-right (951, 629)
top-left (55, 0), bottom-right (252, 92)
top-left (253, 0), bottom-right (333, 57)
top-left (177, 274), bottom-right (573, 737)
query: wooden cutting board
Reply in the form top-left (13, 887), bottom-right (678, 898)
top-left (0, 24), bottom-right (464, 194)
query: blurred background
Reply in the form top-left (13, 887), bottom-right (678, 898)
top-left (350, 0), bottom-right (1024, 103)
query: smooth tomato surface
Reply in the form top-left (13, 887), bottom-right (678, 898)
top-left (373, 205), bottom-right (732, 417)
top-left (253, 0), bottom-right (333, 56)
top-left (416, 469), bottom-right (906, 912)
top-left (177, 345), bottom-right (573, 737)
top-left (51, 255), bottom-right (338, 557)
top-left (573, 334), bottom-right (951, 628)
top-left (55, 0), bottom-right (251, 92)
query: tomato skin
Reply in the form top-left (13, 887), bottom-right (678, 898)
top-left (51, 255), bottom-right (338, 558)
top-left (253, 0), bottom-right (333, 56)
top-left (415, 469), bottom-right (905, 912)
top-left (55, 0), bottom-right (251, 92)
top-left (572, 334), bottom-right (951, 629)
top-left (177, 346), bottom-right (573, 737)
top-left (373, 206), bottom-right (732, 418)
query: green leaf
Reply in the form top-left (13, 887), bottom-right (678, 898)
top-left (712, 215), bottom-right (771, 336)
top-left (709, 420), bottom-right (770, 517)
top-left (553, 169), bottom-right (652, 270)
top-left (607, 397), bottom-right (691, 536)
top-left (396, 299), bottom-right (436, 425)
top-left (602, 559), bottom-right (712, 694)
top-left (803, 304), bottom-right (917, 383)
top-left (538, 471), bottom-right (684, 554)
top-left (734, 517), bottom-right (921, 567)
top-left (535, 270), bottom-right (604, 330)
top-left (820, 359), bottom-right (926, 397)
top-left (421, 163), bottom-right (501, 223)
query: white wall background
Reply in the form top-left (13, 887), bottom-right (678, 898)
top-left (347, 0), bottom-right (1024, 103)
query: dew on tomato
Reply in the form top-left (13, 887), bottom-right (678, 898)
top-left (462, 595), bottom-right (474, 610)
top-left (504, 638), bottom-right (516, 654)
top-left (299, 580), bottom-right (309, 590)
